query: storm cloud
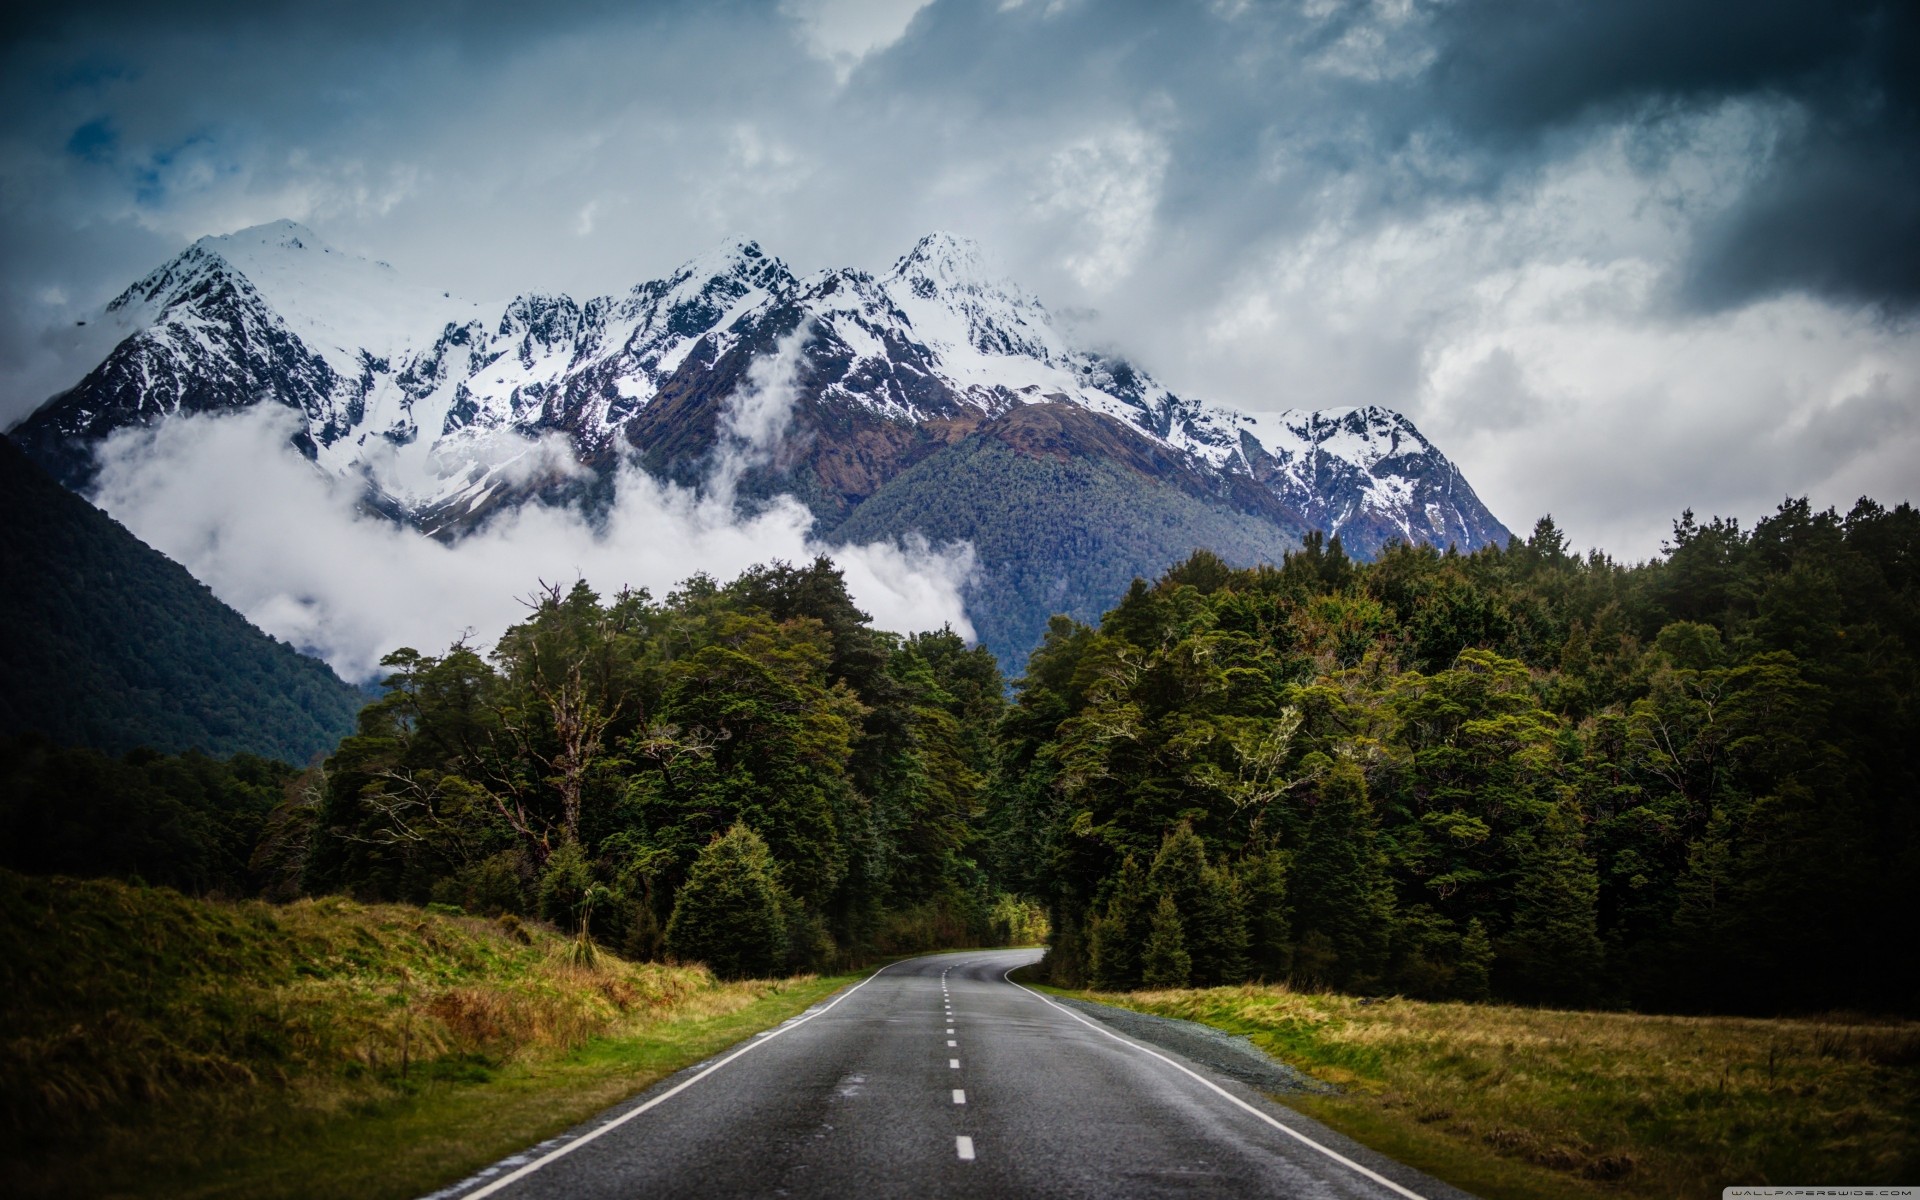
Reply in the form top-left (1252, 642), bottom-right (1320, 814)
top-left (2, 0), bottom-right (1915, 566)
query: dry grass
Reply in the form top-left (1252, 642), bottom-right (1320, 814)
top-left (1078, 984), bottom-right (1920, 1200)
top-left (0, 871), bottom-right (842, 1199)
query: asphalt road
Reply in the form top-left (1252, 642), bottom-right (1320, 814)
top-left (430, 949), bottom-right (1473, 1199)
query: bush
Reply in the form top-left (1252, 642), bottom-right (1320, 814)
top-left (664, 824), bottom-right (787, 980)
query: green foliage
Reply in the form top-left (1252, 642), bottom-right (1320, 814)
top-left (302, 559), bottom-right (1005, 968)
top-left (1290, 760), bottom-right (1391, 991)
top-left (1238, 849), bottom-right (1293, 982)
top-left (1140, 893), bottom-right (1192, 988)
top-left (1502, 805), bottom-right (1605, 1006)
top-left (663, 825), bottom-right (788, 980)
top-left (1006, 496), bottom-right (1920, 1015)
top-left (0, 436), bottom-right (364, 763)
top-left (0, 735), bottom-right (296, 894)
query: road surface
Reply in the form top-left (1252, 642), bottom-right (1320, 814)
top-left (430, 949), bottom-right (1472, 1199)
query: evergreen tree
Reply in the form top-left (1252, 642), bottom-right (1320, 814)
top-left (1141, 893), bottom-right (1192, 988)
top-left (1088, 855), bottom-right (1149, 989)
top-left (1504, 804), bottom-right (1605, 1006)
top-left (1238, 849), bottom-right (1293, 982)
top-left (1289, 759), bottom-right (1392, 991)
top-left (1146, 823), bottom-right (1248, 986)
top-left (1457, 918), bottom-right (1494, 1002)
top-left (664, 825), bottom-right (788, 980)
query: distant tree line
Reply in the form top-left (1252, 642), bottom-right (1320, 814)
top-left (989, 497), bottom-right (1918, 1014)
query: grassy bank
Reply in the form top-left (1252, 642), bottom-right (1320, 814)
top-left (0, 870), bottom-right (855, 1199)
top-left (1066, 984), bottom-right (1920, 1200)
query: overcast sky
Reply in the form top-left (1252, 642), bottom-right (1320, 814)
top-left (2, 0), bottom-right (1915, 560)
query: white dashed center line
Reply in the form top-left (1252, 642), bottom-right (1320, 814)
top-left (947, 1039), bottom-right (957, 1047)
top-left (946, 1027), bottom-right (954, 1034)
top-left (955, 1135), bottom-right (975, 1161)
top-left (952, 1089), bottom-right (967, 1105)
top-left (950, 1058), bottom-right (960, 1068)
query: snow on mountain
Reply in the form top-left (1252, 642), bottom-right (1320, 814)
top-left (187, 220), bottom-right (478, 372)
top-left (12, 223), bottom-right (1511, 555)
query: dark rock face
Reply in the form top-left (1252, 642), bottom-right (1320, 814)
top-left (11, 221), bottom-right (1513, 663)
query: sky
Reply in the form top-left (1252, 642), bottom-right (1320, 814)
top-left (2, 0), bottom-right (1916, 571)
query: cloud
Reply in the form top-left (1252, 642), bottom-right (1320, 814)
top-left (1, 0), bottom-right (1915, 575)
top-left (1420, 0), bottom-right (1920, 309)
top-left (780, 0), bottom-right (935, 83)
top-left (1036, 125), bottom-right (1168, 291)
top-left (90, 404), bottom-right (977, 682)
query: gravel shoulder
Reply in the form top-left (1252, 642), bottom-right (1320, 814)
top-left (1053, 994), bottom-right (1339, 1096)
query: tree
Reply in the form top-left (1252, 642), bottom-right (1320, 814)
top-left (1238, 848), bottom-right (1292, 982)
top-left (1145, 823), bottom-right (1247, 986)
top-left (1289, 758), bottom-right (1391, 990)
top-left (1457, 918), bottom-right (1494, 1002)
top-left (1141, 893), bottom-right (1192, 988)
top-left (1503, 804), bottom-right (1605, 1006)
top-left (664, 824), bottom-right (788, 979)
top-left (1087, 855), bottom-right (1150, 989)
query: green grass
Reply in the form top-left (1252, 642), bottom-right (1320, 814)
top-left (0, 870), bottom-right (858, 1199)
top-left (1052, 983), bottom-right (1920, 1200)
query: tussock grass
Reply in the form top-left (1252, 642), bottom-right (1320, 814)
top-left (1076, 984), bottom-right (1920, 1200)
top-left (0, 870), bottom-right (847, 1199)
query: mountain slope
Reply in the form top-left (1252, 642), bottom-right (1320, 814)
top-left (836, 408), bottom-right (1300, 659)
top-left (11, 222), bottom-right (1512, 666)
top-left (0, 435), bottom-right (366, 761)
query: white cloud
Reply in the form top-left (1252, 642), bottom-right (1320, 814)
top-left (90, 406), bottom-right (977, 682)
top-left (1036, 126), bottom-right (1168, 291)
top-left (780, 0), bottom-right (934, 84)
top-left (1168, 100), bottom-right (1920, 560)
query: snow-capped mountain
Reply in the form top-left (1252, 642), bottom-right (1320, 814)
top-left (11, 220), bottom-right (1510, 661)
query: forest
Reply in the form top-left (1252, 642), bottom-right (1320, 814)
top-left (993, 497), bottom-right (1919, 1015)
top-left (6, 494), bottom-right (1914, 1013)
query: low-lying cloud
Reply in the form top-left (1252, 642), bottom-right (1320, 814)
top-left (91, 403), bottom-right (977, 683)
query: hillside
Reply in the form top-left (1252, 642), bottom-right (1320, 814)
top-left (0, 869), bottom-right (841, 1199)
top-left (834, 411), bottom-right (1299, 667)
top-left (0, 434), bottom-right (365, 762)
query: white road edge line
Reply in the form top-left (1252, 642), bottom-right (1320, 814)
top-left (1002, 966), bottom-right (1432, 1200)
top-left (955, 1135), bottom-right (976, 1161)
top-left (455, 959), bottom-right (907, 1200)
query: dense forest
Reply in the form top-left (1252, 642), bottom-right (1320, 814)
top-left (991, 497), bottom-right (1918, 1015)
top-left (0, 436), bottom-right (365, 763)
top-left (297, 560), bottom-right (1031, 971)
top-left (8, 493), bottom-right (1914, 1012)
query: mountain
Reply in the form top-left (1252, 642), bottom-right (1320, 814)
top-left (11, 221), bottom-right (1511, 665)
top-left (0, 434), bottom-right (366, 762)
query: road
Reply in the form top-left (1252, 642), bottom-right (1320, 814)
top-left (432, 949), bottom-right (1471, 1199)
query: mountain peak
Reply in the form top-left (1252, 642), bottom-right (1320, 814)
top-left (195, 219), bottom-right (334, 259)
top-left (661, 235), bottom-right (793, 309)
top-left (887, 231), bottom-right (998, 292)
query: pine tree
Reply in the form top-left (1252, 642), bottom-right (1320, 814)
top-left (1088, 855), bottom-right (1150, 989)
top-left (664, 824), bottom-right (788, 980)
top-left (1504, 804), bottom-right (1605, 1006)
top-left (1457, 917), bottom-right (1493, 1002)
top-left (1147, 823), bottom-right (1250, 985)
top-left (1141, 893), bottom-right (1192, 988)
top-left (1289, 759), bottom-right (1392, 991)
top-left (1239, 849), bottom-right (1293, 982)
top-left (1200, 863), bottom-right (1250, 985)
